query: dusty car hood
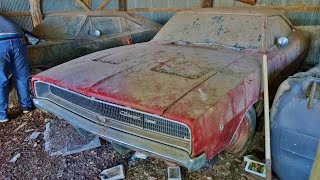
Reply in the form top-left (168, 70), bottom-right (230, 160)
top-left (33, 41), bottom-right (250, 117)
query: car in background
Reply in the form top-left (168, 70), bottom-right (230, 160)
top-left (32, 8), bottom-right (310, 171)
top-left (9, 11), bottom-right (161, 105)
top-left (27, 11), bottom-right (162, 68)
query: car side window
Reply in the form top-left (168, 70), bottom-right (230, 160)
top-left (32, 15), bottom-right (87, 40)
top-left (120, 18), bottom-right (143, 33)
top-left (267, 16), bottom-right (292, 48)
top-left (78, 16), bottom-right (122, 39)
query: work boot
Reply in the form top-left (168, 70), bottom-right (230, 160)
top-left (22, 105), bottom-right (35, 114)
top-left (0, 118), bottom-right (9, 123)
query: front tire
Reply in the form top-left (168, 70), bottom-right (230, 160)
top-left (225, 106), bottom-right (256, 156)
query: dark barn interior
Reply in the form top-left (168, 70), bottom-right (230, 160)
top-left (0, 0), bottom-right (319, 179)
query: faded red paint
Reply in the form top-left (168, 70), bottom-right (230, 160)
top-left (32, 8), bottom-right (311, 163)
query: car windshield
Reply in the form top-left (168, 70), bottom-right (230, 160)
top-left (154, 13), bottom-right (263, 49)
top-left (32, 15), bottom-right (87, 40)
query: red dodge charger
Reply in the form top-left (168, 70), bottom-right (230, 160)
top-left (32, 8), bottom-right (310, 171)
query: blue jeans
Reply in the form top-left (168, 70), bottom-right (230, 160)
top-left (0, 38), bottom-right (32, 119)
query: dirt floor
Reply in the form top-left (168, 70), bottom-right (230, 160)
top-left (0, 105), bottom-right (266, 180)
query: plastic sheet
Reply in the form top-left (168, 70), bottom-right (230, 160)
top-left (43, 119), bottom-right (101, 156)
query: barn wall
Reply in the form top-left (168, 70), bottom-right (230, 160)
top-left (127, 0), bottom-right (203, 24)
top-left (214, 0), bottom-right (320, 26)
top-left (212, 0), bottom-right (320, 66)
top-left (0, 0), bottom-right (33, 31)
top-left (1, 0), bottom-right (319, 65)
top-left (0, 0), bottom-right (119, 31)
top-left (297, 26), bottom-right (320, 67)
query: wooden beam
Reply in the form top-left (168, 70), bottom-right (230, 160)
top-left (28, 0), bottom-right (43, 27)
top-left (75, 0), bottom-right (91, 11)
top-left (3, 12), bottom-right (31, 16)
top-left (236, 0), bottom-right (257, 5)
top-left (75, 0), bottom-right (91, 9)
top-left (96, 0), bottom-right (111, 11)
top-left (3, 4), bottom-right (320, 17)
top-left (202, 0), bottom-right (213, 8)
top-left (128, 5), bottom-right (320, 12)
top-left (83, 0), bottom-right (91, 7)
top-left (218, 4), bottom-right (320, 11)
top-left (118, 0), bottom-right (127, 11)
top-left (127, 7), bottom-right (200, 12)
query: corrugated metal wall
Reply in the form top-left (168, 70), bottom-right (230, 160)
top-left (212, 0), bottom-right (320, 65)
top-left (128, 0), bottom-right (203, 24)
top-left (0, 0), bottom-right (33, 31)
top-left (1, 0), bottom-right (319, 65)
top-left (214, 0), bottom-right (320, 26)
top-left (297, 26), bottom-right (320, 67)
top-left (41, 0), bottom-right (118, 11)
top-left (0, 0), bottom-right (119, 31)
top-left (2, 0), bottom-right (319, 26)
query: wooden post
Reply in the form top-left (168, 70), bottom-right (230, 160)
top-left (263, 55), bottom-right (272, 180)
top-left (76, 0), bottom-right (92, 9)
top-left (82, 0), bottom-right (91, 8)
top-left (28, 0), bottom-right (43, 28)
top-left (75, 0), bottom-right (91, 11)
top-left (118, 0), bottom-right (127, 11)
top-left (96, 0), bottom-right (111, 11)
top-left (202, 0), bottom-right (213, 8)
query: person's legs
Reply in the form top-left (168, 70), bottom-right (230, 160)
top-left (10, 41), bottom-right (33, 111)
top-left (0, 50), bottom-right (10, 121)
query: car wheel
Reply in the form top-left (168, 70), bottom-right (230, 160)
top-left (225, 106), bottom-right (256, 156)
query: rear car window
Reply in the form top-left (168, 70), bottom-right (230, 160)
top-left (32, 15), bottom-right (87, 40)
top-left (78, 16), bottom-right (143, 39)
top-left (154, 13), bottom-right (263, 49)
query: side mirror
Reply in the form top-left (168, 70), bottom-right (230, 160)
top-left (93, 30), bottom-right (101, 37)
top-left (277, 37), bottom-right (288, 48)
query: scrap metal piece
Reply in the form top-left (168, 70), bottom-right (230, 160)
top-left (133, 152), bottom-right (148, 159)
top-left (9, 153), bottom-right (21, 163)
top-left (99, 165), bottom-right (125, 180)
top-left (24, 131), bottom-right (41, 141)
top-left (167, 166), bottom-right (182, 180)
top-left (43, 119), bottom-right (101, 156)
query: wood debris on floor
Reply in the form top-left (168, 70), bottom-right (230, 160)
top-left (0, 105), bottom-right (265, 179)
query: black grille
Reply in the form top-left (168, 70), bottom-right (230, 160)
top-left (50, 86), bottom-right (190, 140)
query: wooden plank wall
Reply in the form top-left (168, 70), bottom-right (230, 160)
top-left (1, 0), bottom-right (319, 65)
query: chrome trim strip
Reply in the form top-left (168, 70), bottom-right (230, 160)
top-left (34, 81), bottom-right (192, 153)
top-left (33, 98), bottom-right (206, 171)
top-left (42, 93), bottom-right (191, 152)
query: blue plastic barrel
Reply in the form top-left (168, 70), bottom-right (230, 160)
top-left (271, 65), bottom-right (320, 180)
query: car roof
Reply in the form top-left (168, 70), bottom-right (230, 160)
top-left (178, 7), bottom-right (282, 16)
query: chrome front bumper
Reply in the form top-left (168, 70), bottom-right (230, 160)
top-left (33, 98), bottom-right (206, 171)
